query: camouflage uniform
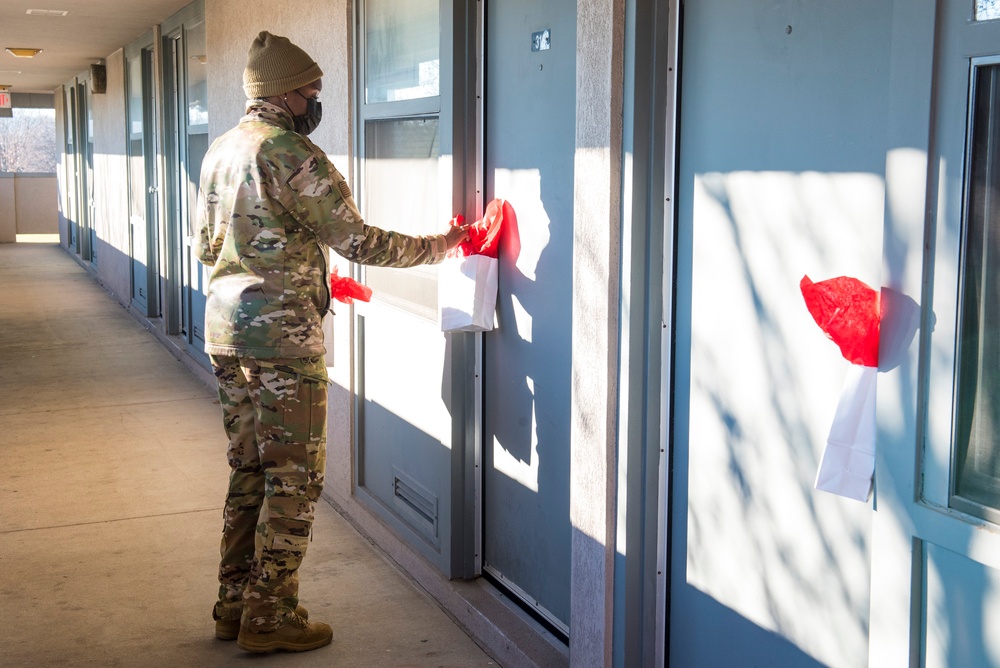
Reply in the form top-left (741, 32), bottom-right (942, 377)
top-left (196, 100), bottom-right (450, 630)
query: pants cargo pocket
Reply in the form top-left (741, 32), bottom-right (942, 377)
top-left (269, 531), bottom-right (310, 554)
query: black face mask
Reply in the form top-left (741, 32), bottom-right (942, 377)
top-left (290, 91), bottom-right (322, 135)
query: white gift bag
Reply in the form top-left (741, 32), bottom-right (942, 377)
top-left (815, 364), bottom-right (877, 502)
top-left (439, 254), bottom-right (499, 332)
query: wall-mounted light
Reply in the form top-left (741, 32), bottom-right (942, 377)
top-left (26, 9), bottom-right (69, 16)
top-left (91, 63), bottom-right (106, 94)
top-left (5, 48), bottom-right (43, 58)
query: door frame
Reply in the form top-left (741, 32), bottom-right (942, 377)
top-left (73, 73), bottom-right (95, 265)
top-left (160, 21), bottom-right (184, 336)
top-left (62, 85), bottom-right (78, 250)
top-left (614, 0), bottom-right (679, 664)
top-left (124, 29), bottom-right (161, 318)
top-left (161, 0), bottom-right (207, 355)
top-left (655, 3), bottom-right (680, 666)
top-left (62, 73), bottom-right (94, 262)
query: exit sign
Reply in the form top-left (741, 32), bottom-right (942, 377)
top-left (0, 91), bottom-right (10, 108)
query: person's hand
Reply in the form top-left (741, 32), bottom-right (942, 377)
top-left (443, 219), bottom-right (471, 251)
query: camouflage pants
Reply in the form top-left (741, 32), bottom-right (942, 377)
top-left (209, 355), bottom-right (328, 631)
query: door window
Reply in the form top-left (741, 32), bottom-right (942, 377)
top-left (124, 37), bottom-right (159, 316)
top-left (359, 0), bottom-right (442, 318)
top-left (977, 1), bottom-right (1000, 22)
top-left (162, 5), bottom-right (209, 351)
top-left (81, 79), bottom-right (95, 264)
top-left (953, 57), bottom-right (1000, 521)
top-left (64, 86), bottom-right (78, 248)
top-left (364, 0), bottom-right (439, 103)
top-left (126, 52), bottom-right (146, 233)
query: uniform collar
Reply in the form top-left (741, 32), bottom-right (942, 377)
top-left (242, 99), bottom-right (294, 131)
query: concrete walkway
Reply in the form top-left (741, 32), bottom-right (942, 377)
top-left (0, 243), bottom-right (497, 667)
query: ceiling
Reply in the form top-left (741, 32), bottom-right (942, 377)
top-left (0, 0), bottom-right (193, 93)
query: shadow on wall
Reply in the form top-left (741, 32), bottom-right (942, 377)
top-left (676, 170), bottom-right (886, 666)
top-left (675, 587), bottom-right (828, 668)
top-left (671, 145), bottom-right (952, 667)
top-left (479, 188), bottom-right (573, 629)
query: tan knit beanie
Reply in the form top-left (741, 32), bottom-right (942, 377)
top-left (243, 31), bottom-right (324, 99)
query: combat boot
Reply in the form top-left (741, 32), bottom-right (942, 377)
top-left (236, 611), bottom-right (332, 653)
top-left (214, 604), bottom-right (309, 641)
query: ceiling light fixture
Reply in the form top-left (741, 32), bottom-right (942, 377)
top-left (5, 48), bottom-right (43, 58)
top-left (26, 9), bottom-right (68, 16)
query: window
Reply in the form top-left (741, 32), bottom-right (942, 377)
top-left (977, 0), bottom-right (1000, 22)
top-left (185, 18), bottom-right (209, 233)
top-left (365, 0), bottom-right (439, 103)
top-left (953, 58), bottom-right (1000, 519)
top-left (0, 107), bottom-right (57, 173)
top-left (126, 50), bottom-right (147, 228)
top-left (358, 0), bottom-right (442, 318)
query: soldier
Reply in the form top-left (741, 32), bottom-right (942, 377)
top-left (195, 31), bottom-right (468, 654)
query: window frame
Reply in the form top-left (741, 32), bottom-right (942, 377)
top-left (949, 53), bottom-right (1000, 524)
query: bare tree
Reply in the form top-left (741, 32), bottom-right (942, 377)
top-left (0, 109), bottom-right (57, 173)
top-left (979, 0), bottom-right (1000, 20)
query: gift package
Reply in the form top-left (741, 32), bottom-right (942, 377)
top-left (439, 198), bottom-right (509, 333)
top-left (801, 275), bottom-right (881, 502)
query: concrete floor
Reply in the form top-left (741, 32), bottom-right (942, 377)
top-left (0, 243), bottom-right (497, 667)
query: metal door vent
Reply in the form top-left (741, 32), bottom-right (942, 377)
top-left (392, 466), bottom-right (438, 539)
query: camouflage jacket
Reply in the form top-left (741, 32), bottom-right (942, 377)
top-left (195, 100), bottom-right (449, 359)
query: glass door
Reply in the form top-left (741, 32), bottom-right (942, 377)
top-left (182, 15), bottom-right (209, 359)
top-left (64, 85), bottom-right (79, 251)
top-left (162, 2), bottom-right (209, 361)
top-left (77, 78), bottom-right (96, 266)
top-left (125, 32), bottom-right (160, 318)
top-left (64, 76), bottom-right (94, 262)
top-left (353, 0), bottom-right (477, 577)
